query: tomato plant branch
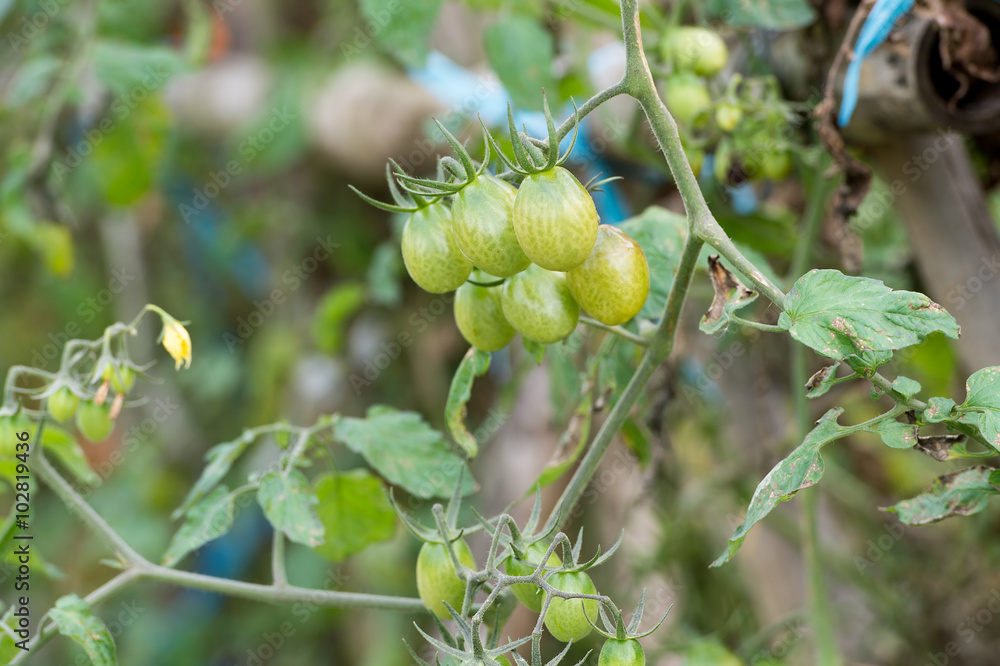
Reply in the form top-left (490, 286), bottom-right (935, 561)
top-left (579, 316), bottom-right (650, 346)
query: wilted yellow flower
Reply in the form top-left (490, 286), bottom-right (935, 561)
top-left (162, 319), bottom-right (192, 369)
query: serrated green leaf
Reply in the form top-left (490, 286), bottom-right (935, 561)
top-left (868, 419), bottom-right (918, 450)
top-left (42, 426), bottom-right (99, 487)
top-left (891, 376), bottom-right (922, 400)
top-left (49, 595), bottom-right (117, 666)
top-left (713, 408), bottom-right (849, 566)
top-left (620, 206), bottom-right (688, 319)
top-left (162, 486), bottom-right (236, 566)
top-left (359, 0), bottom-right (443, 68)
top-left (957, 366), bottom-right (1000, 451)
top-left (258, 470), bottom-right (325, 547)
top-left (850, 350), bottom-right (894, 372)
top-left (93, 40), bottom-right (186, 96)
top-left (485, 16), bottom-right (555, 111)
top-left (174, 435), bottom-right (253, 518)
top-left (445, 348), bottom-right (491, 458)
top-left (778, 270), bottom-right (960, 360)
top-left (708, 0), bottom-right (817, 29)
top-left (884, 467), bottom-right (1000, 525)
top-left (335, 406), bottom-right (476, 498)
top-left (313, 470), bottom-right (396, 562)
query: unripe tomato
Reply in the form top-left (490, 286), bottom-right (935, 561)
top-left (76, 400), bottom-right (115, 442)
top-left (513, 166), bottom-right (598, 271)
top-left (416, 539), bottom-right (476, 619)
top-left (664, 73), bottom-right (712, 127)
top-left (48, 387), bottom-right (80, 422)
top-left (567, 225), bottom-right (649, 326)
top-left (599, 639), bottom-right (646, 666)
top-left (452, 175), bottom-right (530, 278)
top-left (103, 365), bottom-right (136, 394)
top-left (503, 541), bottom-right (562, 612)
top-left (454, 279), bottom-right (516, 352)
top-left (661, 27), bottom-right (729, 77)
top-left (401, 203), bottom-right (473, 293)
top-left (762, 151), bottom-right (792, 181)
top-left (500, 265), bottom-right (579, 344)
top-left (715, 103), bottom-right (743, 132)
top-left (543, 571), bottom-right (599, 643)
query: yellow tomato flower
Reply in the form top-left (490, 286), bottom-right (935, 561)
top-left (161, 319), bottom-right (192, 369)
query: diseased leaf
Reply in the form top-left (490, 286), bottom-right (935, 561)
top-left (360, 0), bottom-right (443, 68)
top-left (805, 363), bottom-right (841, 399)
top-left (313, 470), bottom-right (396, 562)
top-left (778, 270), bottom-right (960, 360)
top-left (923, 397), bottom-right (957, 423)
top-left (891, 376), bottom-right (922, 400)
top-left (713, 409), bottom-right (850, 566)
top-left (173, 434), bottom-right (253, 518)
top-left (42, 426), bottom-right (99, 487)
top-left (915, 434), bottom-right (964, 461)
top-left (162, 485), bottom-right (236, 566)
top-left (258, 470), bottom-right (325, 547)
top-left (884, 467), bottom-right (1000, 525)
top-left (700, 255), bottom-right (758, 335)
top-left (445, 348), bottom-right (491, 458)
top-left (335, 406), bottom-right (476, 498)
top-left (957, 366), bottom-right (1000, 451)
top-left (49, 595), bottom-right (117, 666)
top-left (868, 419), bottom-right (918, 450)
top-left (484, 16), bottom-right (555, 111)
top-left (620, 206), bottom-right (688, 319)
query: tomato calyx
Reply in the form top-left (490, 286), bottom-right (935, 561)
top-left (485, 92), bottom-right (580, 177)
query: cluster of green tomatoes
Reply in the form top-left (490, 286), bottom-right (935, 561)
top-left (354, 102), bottom-right (650, 354)
top-left (416, 537), bottom-right (647, 665)
top-left (659, 25), bottom-right (796, 184)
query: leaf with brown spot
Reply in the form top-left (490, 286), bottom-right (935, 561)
top-left (805, 363), bottom-right (841, 398)
top-left (884, 466), bottom-right (1000, 525)
top-left (915, 434), bottom-right (965, 462)
top-left (700, 255), bottom-right (758, 335)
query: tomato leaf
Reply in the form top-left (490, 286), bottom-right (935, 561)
top-left (868, 418), bottom-right (918, 450)
top-left (162, 485), bottom-right (236, 566)
top-left (778, 270), bottom-right (960, 360)
top-left (956, 366), bottom-right (1000, 451)
top-left (923, 397), bottom-right (957, 423)
top-left (313, 470), bottom-right (396, 562)
top-left (49, 594), bottom-right (117, 666)
top-left (359, 0), bottom-right (443, 68)
top-left (699, 255), bottom-right (758, 335)
top-left (708, 0), bottom-right (817, 29)
top-left (883, 467), bottom-right (1000, 525)
top-left (445, 347), bottom-right (491, 458)
top-left (484, 15), bottom-right (555, 111)
top-left (335, 406), bottom-right (476, 498)
top-left (713, 408), bottom-right (850, 566)
top-left (258, 470), bottom-right (325, 547)
top-left (173, 433), bottom-right (254, 519)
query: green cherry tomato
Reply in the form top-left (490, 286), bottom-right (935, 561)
top-left (661, 27), bottom-right (729, 77)
top-left (503, 541), bottom-right (562, 612)
top-left (762, 151), bottom-right (793, 181)
top-left (543, 571), bottom-right (599, 643)
top-left (567, 225), bottom-right (650, 326)
top-left (599, 639), bottom-right (646, 666)
top-left (513, 166), bottom-right (598, 271)
top-left (48, 387), bottom-right (80, 423)
top-left (452, 175), bottom-right (531, 278)
top-left (715, 103), bottom-right (743, 132)
top-left (501, 265), bottom-right (580, 344)
top-left (416, 539), bottom-right (476, 619)
top-left (103, 365), bottom-right (136, 394)
top-left (76, 400), bottom-right (115, 442)
top-left (401, 203), bottom-right (473, 293)
top-left (664, 73), bottom-right (712, 127)
top-left (454, 277), bottom-right (516, 352)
